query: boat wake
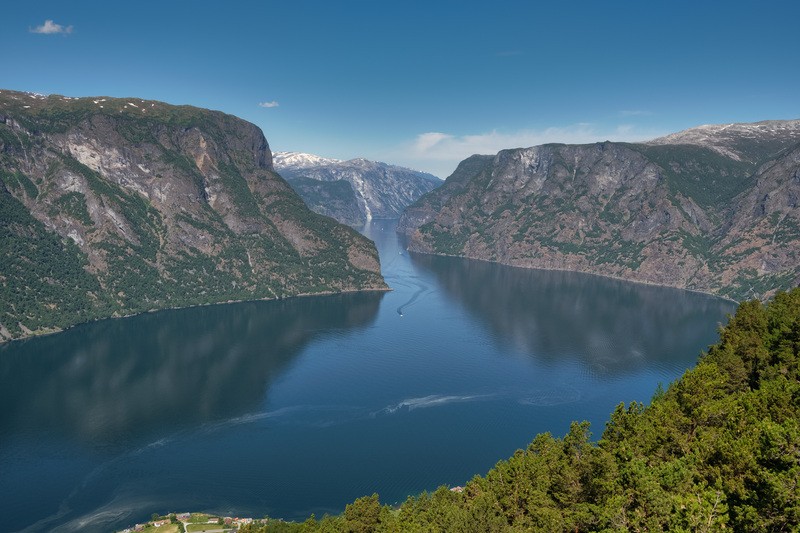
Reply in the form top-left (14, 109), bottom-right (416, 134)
top-left (373, 394), bottom-right (487, 416)
top-left (203, 405), bottom-right (370, 431)
top-left (394, 277), bottom-right (430, 316)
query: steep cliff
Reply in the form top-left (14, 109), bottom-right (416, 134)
top-left (0, 90), bottom-right (387, 341)
top-left (274, 151), bottom-right (441, 225)
top-left (282, 175), bottom-right (364, 227)
top-left (399, 120), bottom-right (800, 300)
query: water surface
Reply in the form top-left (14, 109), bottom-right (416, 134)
top-left (0, 220), bottom-right (736, 532)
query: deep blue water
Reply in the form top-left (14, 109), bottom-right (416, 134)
top-left (0, 220), bottom-right (736, 532)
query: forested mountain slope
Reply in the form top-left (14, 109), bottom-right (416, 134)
top-left (0, 90), bottom-right (386, 341)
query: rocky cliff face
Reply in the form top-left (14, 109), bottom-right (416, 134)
top-left (281, 175), bottom-right (364, 227)
top-left (274, 151), bottom-right (441, 225)
top-left (398, 120), bottom-right (800, 300)
top-left (0, 90), bottom-right (387, 341)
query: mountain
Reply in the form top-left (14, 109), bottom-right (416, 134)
top-left (398, 120), bottom-right (800, 301)
top-left (281, 175), bottom-right (364, 227)
top-left (647, 119), bottom-right (800, 160)
top-left (0, 90), bottom-right (387, 342)
top-left (274, 151), bottom-right (441, 226)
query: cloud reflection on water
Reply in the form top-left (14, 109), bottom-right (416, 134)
top-left (0, 293), bottom-right (383, 443)
top-left (409, 252), bottom-right (736, 375)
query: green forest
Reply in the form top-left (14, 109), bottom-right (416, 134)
top-left (239, 288), bottom-right (800, 532)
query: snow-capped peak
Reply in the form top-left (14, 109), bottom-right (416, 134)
top-left (646, 119), bottom-right (800, 161)
top-left (647, 119), bottom-right (800, 147)
top-left (272, 151), bottom-right (342, 170)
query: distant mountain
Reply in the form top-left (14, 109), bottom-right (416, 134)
top-left (0, 90), bottom-right (387, 341)
top-left (273, 151), bottom-right (342, 168)
top-left (647, 119), bottom-right (800, 161)
top-left (399, 119), bottom-right (800, 301)
top-left (274, 151), bottom-right (441, 226)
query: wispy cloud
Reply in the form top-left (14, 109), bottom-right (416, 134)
top-left (30, 19), bottom-right (73, 35)
top-left (388, 123), bottom-right (668, 178)
top-left (620, 109), bottom-right (653, 117)
top-left (258, 101), bottom-right (279, 108)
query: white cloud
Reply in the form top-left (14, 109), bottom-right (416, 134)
top-left (414, 132), bottom-right (451, 152)
top-left (30, 19), bottom-right (73, 35)
top-left (258, 101), bottom-right (280, 108)
top-left (387, 123), bottom-right (668, 179)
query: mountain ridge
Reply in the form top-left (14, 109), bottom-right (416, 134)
top-left (647, 119), bottom-right (800, 162)
top-left (399, 119), bottom-right (800, 300)
top-left (0, 89), bottom-right (387, 342)
top-left (273, 151), bottom-right (343, 169)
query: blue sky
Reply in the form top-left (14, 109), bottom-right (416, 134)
top-left (3, 1), bottom-right (799, 178)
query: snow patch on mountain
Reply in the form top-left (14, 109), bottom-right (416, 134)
top-left (647, 120), bottom-right (800, 161)
top-left (273, 151), bottom-right (442, 225)
top-left (273, 151), bottom-right (343, 170)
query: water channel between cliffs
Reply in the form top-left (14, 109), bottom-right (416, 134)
top-left (0, 220), bottom-right (736, 532)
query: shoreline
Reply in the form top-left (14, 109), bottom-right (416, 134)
top-left (402, 246), bottom-right (741, 305)
top-left (0, 285), bottom-right (392, 346)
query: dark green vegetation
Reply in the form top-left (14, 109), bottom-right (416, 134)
top-left (237, 288), bottom-right (800, 532)
top-left (628, 143), bottom-right (755, 210)
top-left (0, 183), bottom-right (109, 336)
top-left (399, 123), bottom-right (800, 301)
top-left (0, 90), bottom-right (386, 341)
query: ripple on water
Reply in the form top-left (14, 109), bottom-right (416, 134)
top-left (518, 385), bottom-right (582, 407)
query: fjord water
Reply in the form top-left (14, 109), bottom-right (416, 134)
top-left (0, 221), bottom-right (735, 532)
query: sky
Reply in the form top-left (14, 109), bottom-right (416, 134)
top-left (3, 1), bottom-right (800, 178)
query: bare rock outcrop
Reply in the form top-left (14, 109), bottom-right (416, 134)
top-left (399, 121), bottom-right (800, 300)
top-left (0, 90), bottom-right (387, 341)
